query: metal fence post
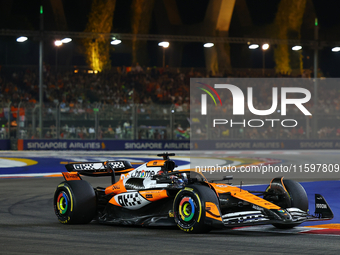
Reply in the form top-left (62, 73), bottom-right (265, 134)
top-left (16, 102), bottom-right (22, 139)
top-left (170, 105), bottom-right (174, 140)
top-left (306, 116), bottom-right (310, 139)
top-left (206, 112), bottom-right (210, 140)
top-left (56, 103), bottom-right (60, 139)
top-left (133, 105), bottom-right (137, 140)
top-left (32, 105), bottom-right (39, 138)
top-left (95, 103), bottom-right (99, 140)
top-left (7, 102), bottom-right (11, 139)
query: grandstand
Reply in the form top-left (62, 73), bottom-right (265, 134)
top-left (0, 66), bottom-right (339, 143)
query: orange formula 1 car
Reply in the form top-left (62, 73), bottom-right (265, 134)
top-left (54, 153), bottom-right (333, 233)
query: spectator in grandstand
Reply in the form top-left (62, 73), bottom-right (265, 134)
top-left (88, 126), bottom-right (95, 139)
top-left (48, 125), bottom-right (56, 138)
top-left (298, 126), bottom-right (305, 138)
top-left (175, 124), bottom-right (187, 139)
top-left (69, 125), bottom-right (76, 138)
top-left (0, 124), bottom-right (6, 138)
top-left (81, 126), bottom-right (88, 138)
top-left (280, 129), bottom-right (291, 139)
top-left (290, 127), bottom-right (297, 138)
top-left (337, 128), bottom-right (340, 137)
top-left (135, 63), bottom-right (143, 73)
top-left (97, 125), bottom-right (103, 139)
top-left (75, 126), bottom-right (82, 139)
top-left (115, 124), bottom-right (122, 139)
top-left (123, 121), bottom-right (131, 138)
top-left (105, 124), bottom-right (115, 138)
top-left (45, 131), bottom-right (52, 138)
top-left (318, 127), bottom-right (335, 138)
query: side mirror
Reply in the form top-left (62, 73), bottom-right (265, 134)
top-left (223, 176), bottom-right (233, 181)
top-left (211, 175), bottom-right (233, 183)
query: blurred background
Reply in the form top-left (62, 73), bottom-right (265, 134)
top-left (1, 0), bottom-right (340, 148)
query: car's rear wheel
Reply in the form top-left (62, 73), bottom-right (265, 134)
top-left (173, 185), bottom-right (220, 233)
top-left (265, 179), bottom-right (308, 229)
top-left (54, 180), bottom-right (97, 224)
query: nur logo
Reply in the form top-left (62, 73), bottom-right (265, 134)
top-left (197, 82), bottom-right (222, 115)
top-left (199, 83), bottom-right (312, 116)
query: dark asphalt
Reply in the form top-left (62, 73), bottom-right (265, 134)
top-left (1, 176), bottom-right (339, 255)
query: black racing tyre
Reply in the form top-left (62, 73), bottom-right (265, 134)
top-left (173, 184), bottom-right (219, 234)
top-left (54, 180), bottom-right (97, 224)
top-left (268, 179), bottom-right (308, 229)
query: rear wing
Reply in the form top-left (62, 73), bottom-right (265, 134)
top-left (65, 161), bottom-right (133, 177)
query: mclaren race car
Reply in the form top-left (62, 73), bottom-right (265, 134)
top-left (54, 153), bottom-right (333, 233)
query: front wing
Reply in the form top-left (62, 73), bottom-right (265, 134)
top-left (218, 194), bottom-right (333, 228)
top-left (220, 208), bottom-right (308, 227)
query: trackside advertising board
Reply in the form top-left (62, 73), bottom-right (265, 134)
top-left (20, 139), bottom-right (190, 150)
top-left (0, 140), bottom-right (10, 150)
top-left (16, 139), bottom-right (340, 150)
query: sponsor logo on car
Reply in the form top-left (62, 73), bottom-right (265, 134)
top-left (252, 205), bottom-right (263, 211)
top-left (117, 192), bottom-right (142, 206)
top-left (216, 184), bottom-right (229, 187)
top-left (112, 184), bottom-right (120, 190)
top-left (109, 162), bottom-right (125, 169)
top-left (114, 192), bottom-right (151, 210)
top-left (316, 204), bottom-right (327, 209)
top-left (131, 170), bottom-right (155, 178)
top-left (73, 163), bottom-right (103, 170)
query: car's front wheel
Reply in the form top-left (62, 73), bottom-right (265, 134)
top-left (264, 179), bottom-right (308, 229)
top-left (173, 185), bottom-right (220, 233)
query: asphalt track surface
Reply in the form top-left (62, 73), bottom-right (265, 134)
top-left (1, 150), bottom-right (340, 254)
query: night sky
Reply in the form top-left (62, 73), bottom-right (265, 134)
top-left (4, 0), bottom-right (339, 31)
top-left (1, 0), bottom-right (340, 75)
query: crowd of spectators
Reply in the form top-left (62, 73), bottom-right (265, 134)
top-left (1, 65), bottom-right (338, 112)
top-left (0, 64), bottom-right (192, 108)
top-left (37, 122), bottom-right (132, 140)
top-left (1, 65), bottom-right (340, 140)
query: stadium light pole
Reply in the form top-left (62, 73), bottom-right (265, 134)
top-left (262, 43), bottom-right (269, 76)
top-left (39, 5), bottom-right (44, 139)
top-left (158, 41), bottom-right (169, 68)
top-left (313, 18), bottom-right (319, 139)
